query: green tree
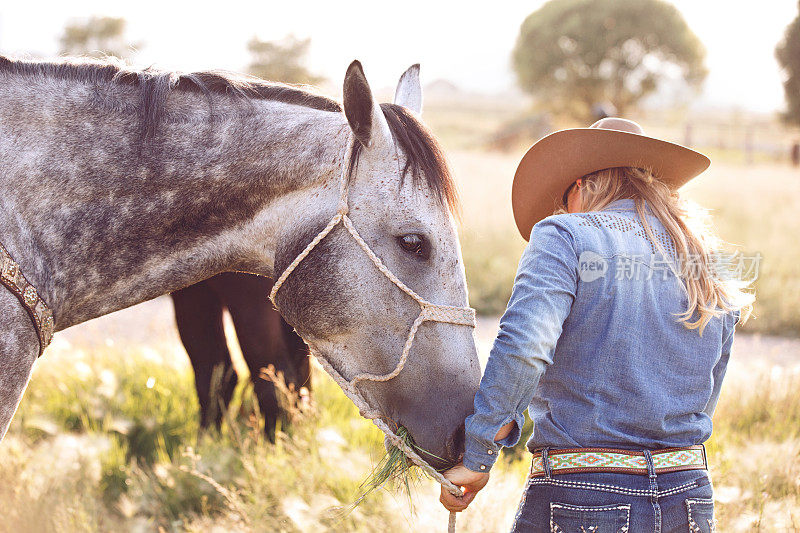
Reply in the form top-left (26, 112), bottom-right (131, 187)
top-left (512, 0), bottom-right (706, 120)
top-left (59, 16), bottom-right (139, 59)
top-left (246, 35), bottom-right (323, 84)
top-left (776, 2), bottom-right (800, 125)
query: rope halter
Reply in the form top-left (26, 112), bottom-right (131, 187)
top-left (269, 134), bottom-right (475, 532)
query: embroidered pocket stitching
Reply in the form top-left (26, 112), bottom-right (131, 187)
top-left (550, 502), bottom-right (630, 533)
top-left (657, 480), bottom-right (700, 498)
top-left (686, 497), bottom-right (715, 533)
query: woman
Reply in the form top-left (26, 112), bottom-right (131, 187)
top-left (440, 118), bottom-right (752, 532)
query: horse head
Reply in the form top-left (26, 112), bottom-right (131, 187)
top-left (273, 61), bottom-right (481, 469)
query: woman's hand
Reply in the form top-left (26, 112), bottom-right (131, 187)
top-left (494, 421), bottom-right (516, 442)
top-left (439, 464), bottom-right (490, 512)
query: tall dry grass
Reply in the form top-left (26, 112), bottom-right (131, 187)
top-left (1, 337), bottom-right (798, 532)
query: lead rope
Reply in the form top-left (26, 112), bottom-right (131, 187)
top-left (270, 135), bottom-right (473, 533)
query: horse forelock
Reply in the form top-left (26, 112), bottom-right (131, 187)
top-left (346, 103), bottom-right (460, 216)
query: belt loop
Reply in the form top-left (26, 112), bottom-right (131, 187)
top-left (643, 449), bottom-right (657, 479)
top-left (542, 447), bottom-right (552, 479)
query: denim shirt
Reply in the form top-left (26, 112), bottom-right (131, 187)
top-left (463, 199), bottom-right (739, 473)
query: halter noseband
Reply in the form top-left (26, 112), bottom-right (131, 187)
top-left (269, 134), bottom-right (476, 408)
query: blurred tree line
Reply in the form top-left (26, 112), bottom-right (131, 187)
top-left (58, 16), bottom-right (322, 85)
top-left (45, 4), bottom-right (800, 127)
top-left (246, 35), bottom-right (322, 85)
top-left (60, 16), bottom-right (140, 60)
top-left (512, 0), bottom-right (706, 122)
top-left (60, 3), bottom-right (711, 123)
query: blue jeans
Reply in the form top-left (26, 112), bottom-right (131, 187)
top-left (511, 450), bottom-right (715, 532)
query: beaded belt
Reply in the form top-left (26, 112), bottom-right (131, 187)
top-left (0, 242), bottom-right (54, 356)
top-left (530, 445), bottom-right (707, 477)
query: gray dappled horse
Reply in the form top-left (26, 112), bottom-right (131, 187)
top-left (0, 56), bottom-right (480, 468)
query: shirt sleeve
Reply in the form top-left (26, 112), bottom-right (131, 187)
top-left (703, 308), bottom-right (740, 418)
top-left (462, 218), bottom-right (578, 472)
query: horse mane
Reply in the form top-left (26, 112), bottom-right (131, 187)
top-left (0, 55), bottom-right (458, 212)
top-left (349, 103), bottom-right (460, 214)
top-left (0, 55), bottom-right (342, 138)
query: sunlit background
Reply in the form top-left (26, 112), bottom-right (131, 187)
top-left (0, 0), bottom-right (795, 111)
top-left (1, 1), bottom-right (799, 532)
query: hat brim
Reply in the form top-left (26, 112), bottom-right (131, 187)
top-left (511, 128), bottom-right (710, 240)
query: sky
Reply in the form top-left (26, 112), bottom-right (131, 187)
top-left (0, 0), bottom-right (796, 113)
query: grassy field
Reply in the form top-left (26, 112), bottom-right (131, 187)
top-left (0, 101), bottom-right (798, 532)
top-left (1, 304), bottom-right (799, 532)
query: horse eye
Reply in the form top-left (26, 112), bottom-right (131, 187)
top-left (396, 234), bottom-right (429, 260)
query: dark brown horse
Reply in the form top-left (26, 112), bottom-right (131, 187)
top-left (171, 273), bottom-right (309, 440)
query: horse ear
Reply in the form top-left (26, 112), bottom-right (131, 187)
top-left (342, 60), bottom-right (390, 148)
top-left (394, 64), bottom-right (422, 115)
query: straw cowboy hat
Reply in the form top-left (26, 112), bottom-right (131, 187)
top-left (511, 117), bottom-right (711, 240)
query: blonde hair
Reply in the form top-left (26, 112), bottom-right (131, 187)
top-left (558, 167), bottom-right (753, 334)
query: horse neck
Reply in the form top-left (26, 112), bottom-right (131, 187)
top-left (0, 76), bottom-right (348, 329)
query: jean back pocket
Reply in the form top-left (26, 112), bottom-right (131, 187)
top-left (550, 502), bottom-right (630, 533)
top-left (686, 498), bottom-right (715, 532)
